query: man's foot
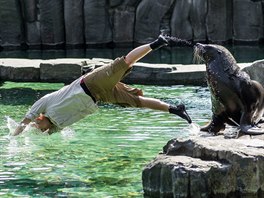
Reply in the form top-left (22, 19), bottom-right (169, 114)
top-left (169, 104), bottom-right (192, 124)
top-left (149, 34), bottom-right (169, 50)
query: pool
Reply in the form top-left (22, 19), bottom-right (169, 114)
top-left (0, 82), bottom-right (211, 197)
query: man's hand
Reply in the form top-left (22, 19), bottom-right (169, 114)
top-left (13, 118), bottom-right (31, 136)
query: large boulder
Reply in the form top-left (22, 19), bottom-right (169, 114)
top-left (242, 59), bottom-right (264, 87)
top-left (142, 134), bottom-right (264, 197)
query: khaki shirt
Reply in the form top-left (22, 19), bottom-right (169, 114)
top-left (25, 76), bottom-right (98, 129)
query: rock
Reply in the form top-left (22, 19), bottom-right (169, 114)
top-left (242, 59), bottom-right (264, 87)
top-left (170, 0), bottom-right (193, 41)
top-left (0, 59), bottom-right (40, 81)
top-left (64, 0), bottom-right (84, 47)
top-left (21, 0), bottom-right (37, 22)
top-left (20, 0), bottom-right (41, 47)
top-left (190, 0), bottom-right (207, 42)
top-left (143, 134), bottom-right (264, 197)
top-left (2, 58), bottom-right (263, 86)
top-left (1, 0), bottom-right (264, 48)
top-left (0, 0), bottom-right (23, 49)
top-left (123, 63), bottom-right (206, 86)
top-left (25, 22), bottom-right (41, 47)
top-left (134, 0), bottom-right (174, 43)
top-left (112, 9), bottom-right (135, 45)
top-left (206, 0), bottom-right (233, 43)
top-left (83, 0), bottom-right (112, 45)
top-left (39, 0), bottom-right (65, 47)
top-left (233, 0), bottom-right (263, 42)
top-left (39, 59), bottom-right (83, 83)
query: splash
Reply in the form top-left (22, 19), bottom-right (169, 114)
top-left (5, 116), bottom-right (19, 136)
top-left (187, 122), bottom-right (201, 136)
top-left (61, 127), bottom-right (75, 139)
top-left (5, 116), bottom-right (45, 136)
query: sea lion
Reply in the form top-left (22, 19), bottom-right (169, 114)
top-left (194, 43), bottom-right (264, 135)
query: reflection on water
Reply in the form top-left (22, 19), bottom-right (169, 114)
top-left (0, 82), bottom-right (211, 197)
top-left (0, 45), bottom-right (263, 64)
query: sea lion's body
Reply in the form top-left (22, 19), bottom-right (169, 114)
top-left (195, 43), bottom-right (264, 135)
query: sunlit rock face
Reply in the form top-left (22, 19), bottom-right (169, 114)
top-left (142, 134), bottom-right (264, 197)
top-left (243, 60), bottom-right (264, 88)
top-left (0, 0), bottom-right (263, 49)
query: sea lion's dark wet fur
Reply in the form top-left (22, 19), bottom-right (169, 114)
top-left (194, 43), bottom-right (264, 135)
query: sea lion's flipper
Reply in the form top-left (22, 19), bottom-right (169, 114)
top-left (200, 115), bottom-right (225, 134)
top-left (240, 125), bottom-right (264, 135)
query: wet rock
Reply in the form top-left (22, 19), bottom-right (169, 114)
top-left (143, 135), bottom-right (264, 197)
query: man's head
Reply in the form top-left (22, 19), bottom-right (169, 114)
top-left (34, 114), bottom-right (54, 133)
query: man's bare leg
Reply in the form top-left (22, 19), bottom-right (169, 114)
top-left (123, 35), bottom-right (192, 124)
top-left (139, 96), bottom-right (169, 111)
top-left (139, 96), bottom-right (192, 123)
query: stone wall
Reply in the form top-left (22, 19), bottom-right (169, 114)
top-left (0, 0), bottom-right (263, 50)
top-left (2, 58), bottom-right (264, 87)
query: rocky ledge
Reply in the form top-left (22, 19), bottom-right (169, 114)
top-left (1, 58), bottom-right (264, 87)
top-left (142, 133), bottom-right (264, 198)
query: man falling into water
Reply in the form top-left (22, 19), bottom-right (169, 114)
top-left (14, 34), bottom-right (192, 135)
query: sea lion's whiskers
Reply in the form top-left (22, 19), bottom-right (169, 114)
top-left (193, 47), bottom-right (204, 64)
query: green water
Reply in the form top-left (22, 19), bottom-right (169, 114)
top-left (0, 82), bottom-right (211, 197)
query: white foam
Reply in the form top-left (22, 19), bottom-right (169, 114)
top-left (61, 127), bottom-right (75, 139)
top-left (187, 122), bottom-right (201, 136)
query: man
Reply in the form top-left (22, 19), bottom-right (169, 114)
top-left (14, 34), bottom-right (192, 135)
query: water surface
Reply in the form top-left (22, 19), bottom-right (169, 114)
top-left (0, 45), bottom-right (263, 64)
top-left (0, 82), bottom-right (211, 197)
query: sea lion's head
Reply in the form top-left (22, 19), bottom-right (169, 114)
top-left (194, 43), bottom-right (239, 74)
top-left (194, 43), bottom-right (236, 64)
